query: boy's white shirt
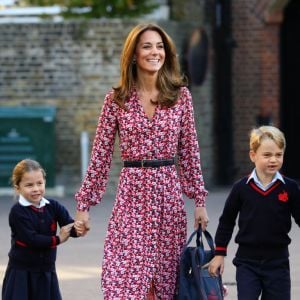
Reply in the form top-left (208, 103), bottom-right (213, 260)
top-left (19, 194), bottom-right (50, 208)
top-left (247, 169), bottom-right (285, 191)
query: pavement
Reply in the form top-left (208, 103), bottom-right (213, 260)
top-left (1, 187), bottom-right (300, 299)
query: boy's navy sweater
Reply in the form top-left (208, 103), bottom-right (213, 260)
top-left (215, 176), bottom-right (300, 260)
top-left (7, 198), bottom-right (77, 272)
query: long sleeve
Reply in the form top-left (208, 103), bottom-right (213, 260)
top-left (51, 199), bottom-right (77, 238)
top-left (75, 91), bottom-right (118, 211)
top-left (177, 87), bottom-right (208, 207)
top-left (214, 182), bottom-right (242, 256)
top-left (8, 202), bottom-right (76, 271)
top-left (288, 177), bottom-right (300, 227)
top-left (10, 206), bottom-right (58, 248)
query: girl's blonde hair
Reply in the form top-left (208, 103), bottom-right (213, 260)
top-left (249, 126), bottom-right (286, 152)
top-left (11, 159), bottom-right (46, 187)
top-left (113, 23), bottom-right (187, 108)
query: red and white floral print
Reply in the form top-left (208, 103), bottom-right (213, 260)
top-left (75, 86), bottom-right (207, 299)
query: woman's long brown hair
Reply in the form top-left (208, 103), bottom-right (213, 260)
top-left (113, 23), bottom-right (187, 109)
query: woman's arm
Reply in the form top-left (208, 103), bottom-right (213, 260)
top-left (74, 210), bottom-right (90, 236)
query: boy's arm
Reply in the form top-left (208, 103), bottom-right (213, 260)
top-left (214, 182), bottom-right (242, 256)
top-left (290, 179), bottom-right (300, 227)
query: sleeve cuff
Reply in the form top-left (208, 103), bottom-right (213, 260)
top-left (76, 201), bottom-right (90, 212)
top-left (194, 189), bottom-right (208, 207)
top-left (51, 236), bottom-right (60, 248)
top-left (194, 197), bottom-right (206, 207)
top-left (215, 246), bottom-right (227, 256)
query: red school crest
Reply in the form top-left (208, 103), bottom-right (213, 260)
top-left (278, 191), bottom-right (288, 202)
top-left (51, 221), bottom-right (57, 232)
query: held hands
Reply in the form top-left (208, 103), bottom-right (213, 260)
top-left (59, 223), bottom-right (74, 244)
top-left (194, 206), bottom-right (209, 231)
top-left (74, 220), bottom-right (90, 236)
top-left (74, 210), bottom-right (91, 237)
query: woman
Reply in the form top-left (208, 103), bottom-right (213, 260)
top-left (74, 23), bottom-right (209, 299)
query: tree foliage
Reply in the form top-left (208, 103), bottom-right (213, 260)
top-left (24, 0), bottom-right (159, 19)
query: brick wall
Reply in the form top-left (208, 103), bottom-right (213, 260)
top-left (232, 1), bottom-right (281, 179)
top-left (0, 2), bottom-right (285, 192)
top-left (0, 19), bottom-right (215, 192)
top-left (171, 0), bottom-right (283, 183)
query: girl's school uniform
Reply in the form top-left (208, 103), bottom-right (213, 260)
top-left (2, 196), bottom-right (77, 300)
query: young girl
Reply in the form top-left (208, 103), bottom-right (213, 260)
top-left (209, 126), bottom-right (300, 300)
top-left (1, 159), bottom-right (78, 300)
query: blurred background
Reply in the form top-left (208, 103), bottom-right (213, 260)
top-left (0, 0), bottom-right (299, 195)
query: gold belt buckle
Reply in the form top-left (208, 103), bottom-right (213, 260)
top-left (141, 160), bottom-right (145, 168)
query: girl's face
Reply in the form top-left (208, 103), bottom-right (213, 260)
top-left (249, 138), bottom-right (284, 181)
top-left (135, 30), bottom-right (165, 75)
top-left (15, 170), bottom-right (45, 205)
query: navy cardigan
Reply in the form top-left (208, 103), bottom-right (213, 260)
top-left (7, 198), bottom-right (77, 272)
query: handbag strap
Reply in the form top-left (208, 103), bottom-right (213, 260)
top-left (184, 228), bottom-right (199, 246)
top-left (182, 228), bottom-right (224, 300)
top-left (184, 227), bottom-right (215, 254)
top-left (191, 247), bottom-right (208, 300)
top-left (196, 227), bottom-right (215, 253)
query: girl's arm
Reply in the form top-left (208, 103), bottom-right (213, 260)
top-left (51, 199), bottom-right (79, 238)
top-left (59, 223), bottom-right (74, 243)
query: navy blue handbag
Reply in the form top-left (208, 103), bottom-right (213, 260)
top-left (175, 227), bottom-right (224, 300)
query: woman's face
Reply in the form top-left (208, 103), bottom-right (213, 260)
top-left (135, 30), bottom-right (165, 75)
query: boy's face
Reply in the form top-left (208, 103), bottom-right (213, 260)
top-left (249, 138), bottom-right (284, 180)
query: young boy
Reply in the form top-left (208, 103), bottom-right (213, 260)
top-left (209, 126), bottom-right (300, 300)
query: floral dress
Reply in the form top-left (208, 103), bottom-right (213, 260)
top-left (75, 86), bottom-right (208, 299)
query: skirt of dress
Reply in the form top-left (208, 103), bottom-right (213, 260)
top-left (2, 267), bottom-right (62, 300)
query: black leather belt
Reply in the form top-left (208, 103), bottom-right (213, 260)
top-left (123, 158), bottom-right (175, 168)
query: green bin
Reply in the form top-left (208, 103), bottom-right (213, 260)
top-left (0, 106), bottom-right (56, 187)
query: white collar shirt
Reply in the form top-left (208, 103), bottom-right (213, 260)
top-left (246, 169), bottom-right (285, 191)
top-left (19, 194), bottom-right (50, 208)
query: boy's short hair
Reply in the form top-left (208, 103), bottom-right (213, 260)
top-left (249, 126), bottom-right (286, 152)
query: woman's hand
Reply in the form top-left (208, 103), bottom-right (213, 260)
top-left (194, 206), bottom-right (209, 231)
top-left (74, 220), bottom-right (87, 237)
top-left (74, 210), bottom-right (91, 237)
top-left (208, 255), bottom-right (225, 277)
